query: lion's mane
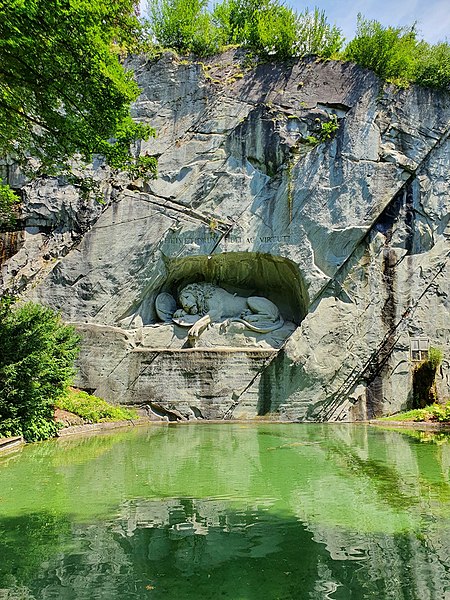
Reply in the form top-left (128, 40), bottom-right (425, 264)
top-left (178, 282), bottom-right (218, 316)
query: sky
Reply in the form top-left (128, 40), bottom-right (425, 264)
top-left (141, 0), bottom-right (449, 44)
top-left (293, 0), bottom-right (450, 44)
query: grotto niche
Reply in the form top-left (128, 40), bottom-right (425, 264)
top-left (125, 252), bottom-right (308, 349)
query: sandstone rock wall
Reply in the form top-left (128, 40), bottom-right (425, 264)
top-left (1, 50), bottom-right (449, 420)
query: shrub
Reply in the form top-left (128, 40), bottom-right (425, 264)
top-left (413, 42), bottom-right (450, 89)
top-left (428, 347), bottom-right (444, 370)
top-left (212, 1), bottom-right (343, 60)
top-left (412, 347), bottom-right (443, 409)
top-left (148, 0), bottom-right (222, 56)
top-left (305, 114), bottom-right (339, 145)
top-left (344, 15), bottom-right (418, 84)
top-left (296, 8), bottom-right (343, 58)
top-left (381, 403), bottom-right (450, 423)
top-left (56, 388), bottom-right (137, 423)
top-left (213, 0), bottom-right (264, 46)
top-left (0, 184), bottom-right (19, 229)
top-left (319, 114), bottom-right (339, 141)
top-left (0, 299), bottom-right (79, 441)
top-left (254, 3), bottom-right (299, 59)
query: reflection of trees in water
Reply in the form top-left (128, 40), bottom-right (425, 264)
top-left (0, 499), bottom-right (449, 600)
top-left (1, 425), bottom-right (450, 598)
top-left (0, 512), bottom-right (71, 598)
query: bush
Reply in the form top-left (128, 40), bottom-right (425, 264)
top-left (343, 16), bottom-right (450, 90)
top-left (254, 2), bottom-right (299, 59)
top-left (383, 403), bottom-right (450, 423)
top-left (56, 388), bottom-right (137, 423)
top-left (412, 346), bottom-right (443, 408)
top-left (344, 15), bottom-right (418, 84)
top-left (212, 0), bottom-right (262, 46)
top-left (0, 184), bottom-right (19, 229)
top-left (0, 299), bottom-right (79, 441)
top-left (212, 1), bottom-right (343, 60)
top-left (428, 346), bottom-right (444, 370)
top-left (296, 8), bottom-right (343, 58)
top-left (413, 42), bottom-right (450, 89)
top-left (148, 0), bottom-right (222, 56)
top-left (144, 3), bottom-right (450, 86)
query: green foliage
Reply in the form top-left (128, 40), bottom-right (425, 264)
top-left (428, 347), bottom-right (444, 370)
top-left (296, 8), bottom-right (344, 58)
top-left (56, 388), bottom-right (137, 423)
top-left (414, 42), bottom-right (450, 89)
top-left (253, 2), bottom-right (299, 59)
top-left (221, 0), bottom-right (299, 59)
top-left (148, 0), bottom-right (343, 60)
top-left (305, 135), bottom-right (319, 145)
top-left (149, 0), bottom-right (222, 56)
top-left (344, 15), bottom-right (450, 90)
top-left (344, 16), bottom-right (418, 84)
top-left (305, 114), bottom-right (339, 146)
top-left (0, 0), bottom-right (155, 178)
top-left (128, 154), bottom-right (158, 181)
top-left (213, 0), bottom-right (342, 60)
top-left (381, 402), bottom-right (450, 423)
top-left (212, 0), bottom-right (261, 46)
top-left (318, 114), bottom-right (339, 141)
top-left (0, 299), bottom-right (79, 441)
top-left (412, 347), bottom-right (443, 408)
top-left (0, 184), bottom-right (19, 228)
top-left (146, 0), bottom-right (450, 90)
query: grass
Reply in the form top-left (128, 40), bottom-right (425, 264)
top-left (379, 402), bottom-right (450, 423)
top-left (56, 388), bottom-right (137, 424)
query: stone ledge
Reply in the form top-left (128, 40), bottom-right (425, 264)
top-left (57, 418), bottom-right (154, 437)
top-left (0, 436), bottom-right (24, 452)
top-left (369, 420), bottom-right (450, 430)
top-left (130, 347), bottom-right (279, 354)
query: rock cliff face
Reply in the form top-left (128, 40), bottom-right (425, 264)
top-left (1, 50), bottom-right (449, 420)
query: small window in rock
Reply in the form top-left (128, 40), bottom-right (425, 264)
top-left (410, 338), bottom-right (429, 362)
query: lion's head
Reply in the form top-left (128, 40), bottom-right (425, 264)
top-left (178, 282), bottom-right (217, 316)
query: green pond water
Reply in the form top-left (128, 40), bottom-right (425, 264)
top-left (0, 424), bottom-right (449, 599)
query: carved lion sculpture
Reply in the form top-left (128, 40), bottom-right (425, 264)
top-left (155, 282), bottom-right (284, 341)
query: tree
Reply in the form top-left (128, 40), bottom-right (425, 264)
top-left (213, 0), bottom-right (297, 57)
top-left (0, 0), bottom-right (156, 185)
top-left (0, 299), bottom-right (80, 441)
top-left (344, 16), bottom-right (418, 84)
top-left (296, 8), bottom-right (343, 58)
top-left (413, 41), bottom-right (450, 89)
top-left (212, 0), bottom-right (343, 60)
top-left (148, 0), bottom-right (222, 57)
top-left (251, 2), bottom-right (299, 59)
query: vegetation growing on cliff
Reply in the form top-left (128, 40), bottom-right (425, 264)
top-left (148, 0), bottom-right (343, 60)
top-left (379, 348), bottom-right (446, 422)
top-left (146, 1), bottom-right (450, 90)
top-left (412, 347), bottom-right (444, 408)
top-left (0, 184), bottom-right (19, 229)
top-left (345, 16), bottom-right (450, 89)
top-left (149, 0), bottom-right (222, 56)
top-left (0, 299), bottom-right (80, 441)
top-left (0, 0), bottom-right (448, 221)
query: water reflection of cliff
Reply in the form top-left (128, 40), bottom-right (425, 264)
top-left (0, 424), bottom-right (449, 599)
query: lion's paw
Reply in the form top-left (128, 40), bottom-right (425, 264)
top-left (188, 324), bottom-right (201, 338)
